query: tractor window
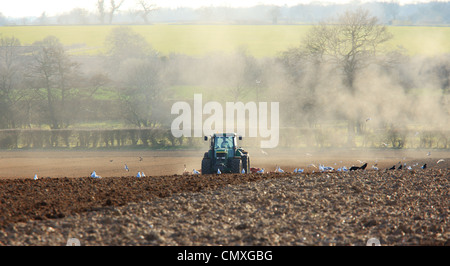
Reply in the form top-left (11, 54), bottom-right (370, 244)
top-left (214, 136), bottom-right (234, 149)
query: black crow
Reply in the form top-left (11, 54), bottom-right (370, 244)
top-left (421, 163), bottom-right (427, 169)
top-left (349, 166), bottom-right (360, 171)
top-left (360, 163), bottom-right (368, 170)
top-left (388, 165), bottom-right (396, 170)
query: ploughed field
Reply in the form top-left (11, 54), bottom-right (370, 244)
top-left (0, 149), bottom-right (448, 245)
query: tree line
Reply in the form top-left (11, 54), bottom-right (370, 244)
top-left (0, 8), bottom-right (449, 149)
top-left (1, 1), bottom-right (450, 26)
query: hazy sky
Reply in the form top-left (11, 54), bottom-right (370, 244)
top-left (0, 0), bottom-right (443, 17)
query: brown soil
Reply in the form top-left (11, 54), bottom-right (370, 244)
top-left (0, 148), bottom-right (449, 232)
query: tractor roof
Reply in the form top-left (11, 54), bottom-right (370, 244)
top-left (213, 133), bottom-right (237, 137)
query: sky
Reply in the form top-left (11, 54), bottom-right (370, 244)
top-left (0, 0), bottom-right (444, 18)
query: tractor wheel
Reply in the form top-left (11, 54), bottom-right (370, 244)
top-left (201, 158), bottom-right (211, 174)
top-left (231, 158), bottom-right (242, 174)
top-left (242, 155), bottom-right (250, 174)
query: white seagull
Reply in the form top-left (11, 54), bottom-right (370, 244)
top-left (275, 166), bottom-right (284, 173)
top-left (90, 171), bottom-right (101, 178)
top-left (295, 168), bottom-right (304, 173)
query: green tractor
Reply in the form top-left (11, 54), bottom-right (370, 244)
top-left (201, 133), bottom-right (250, 174)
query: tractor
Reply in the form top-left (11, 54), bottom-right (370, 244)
top-left (201, 133), bottom-right (250, 174)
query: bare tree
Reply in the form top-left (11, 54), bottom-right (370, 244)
top-left (97, 0), bottom-right (106, 24)
top-left (137, 0), bottom-right (157, 24)
top-left (29, 36), bottom-right (80, 129)
top-left (227, 47), bottom-right (260, 101)
top-left (294, 8), bottom-right (393, 145)
top-left (103, 27), bottom-right (167, 128)
top-left (0, 36), bottom-right (25, 129)
top-left (119, 57), bottom-right (166, 128)
top-left (269, 6), bottom-right (281, 25)
top-left (108, 0), bottom-right (125, 24)
top-left (303, 9), bottom-right (392, 94)
top-left (87, 73), bottom-right (110, 97)
top-left (104, 26), bottom-right (155, 73)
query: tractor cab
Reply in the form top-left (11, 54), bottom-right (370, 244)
top-left (201, 133), bottom-right (249, 174)
top-left (211, 134), bottom-right (238, 158)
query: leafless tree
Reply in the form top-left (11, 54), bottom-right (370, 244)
top-left (137, 0), bottom-right (157, 24)
top-left (29, 36), bottom-right (80, 129)
top-left (289, 8), bottom-right (394, 145)
top-left (103, 27), bottom-right (167, 128)
top-left (0, 36), bottom-right (25, 128)
top-left (118, 57), bottom-right (166, 128)
top-left (104, 26), bottom-right (154, 73)
top-left (108, 0), bottom-right (125, 24)
top-left (269, 6), bottom-right (281, 25)
top-left (97, 0), bottom-right (106, 24)
top-left (226, 47), bottom-right (260, 102)
top-left (87, 73), bottom-right (110, 97)
top-left (303, 8), bottom-right (392, 94)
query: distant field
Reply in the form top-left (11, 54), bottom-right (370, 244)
top-left (0, 25), bottom-right (449, 57)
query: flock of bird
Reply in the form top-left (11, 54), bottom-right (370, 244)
top-left (30, 153), bottom-right (443, 180)
top-left (85, 157), bottom-right (147, 180)
top-left (188, 159), bottom-right (436, 176)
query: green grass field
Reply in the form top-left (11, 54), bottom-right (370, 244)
top-left (1, 25), bottom-right (449, 57)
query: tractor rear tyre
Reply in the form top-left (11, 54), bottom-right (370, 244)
top-left (231, 158), bottom-right (242, 174)
top-left (201, 158), bottom-right (211, 174)
top-left (242, 155), bottom-right (250, 174)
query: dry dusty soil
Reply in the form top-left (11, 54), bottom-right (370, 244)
top-left (0, 148), bottom-right (448, 246)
